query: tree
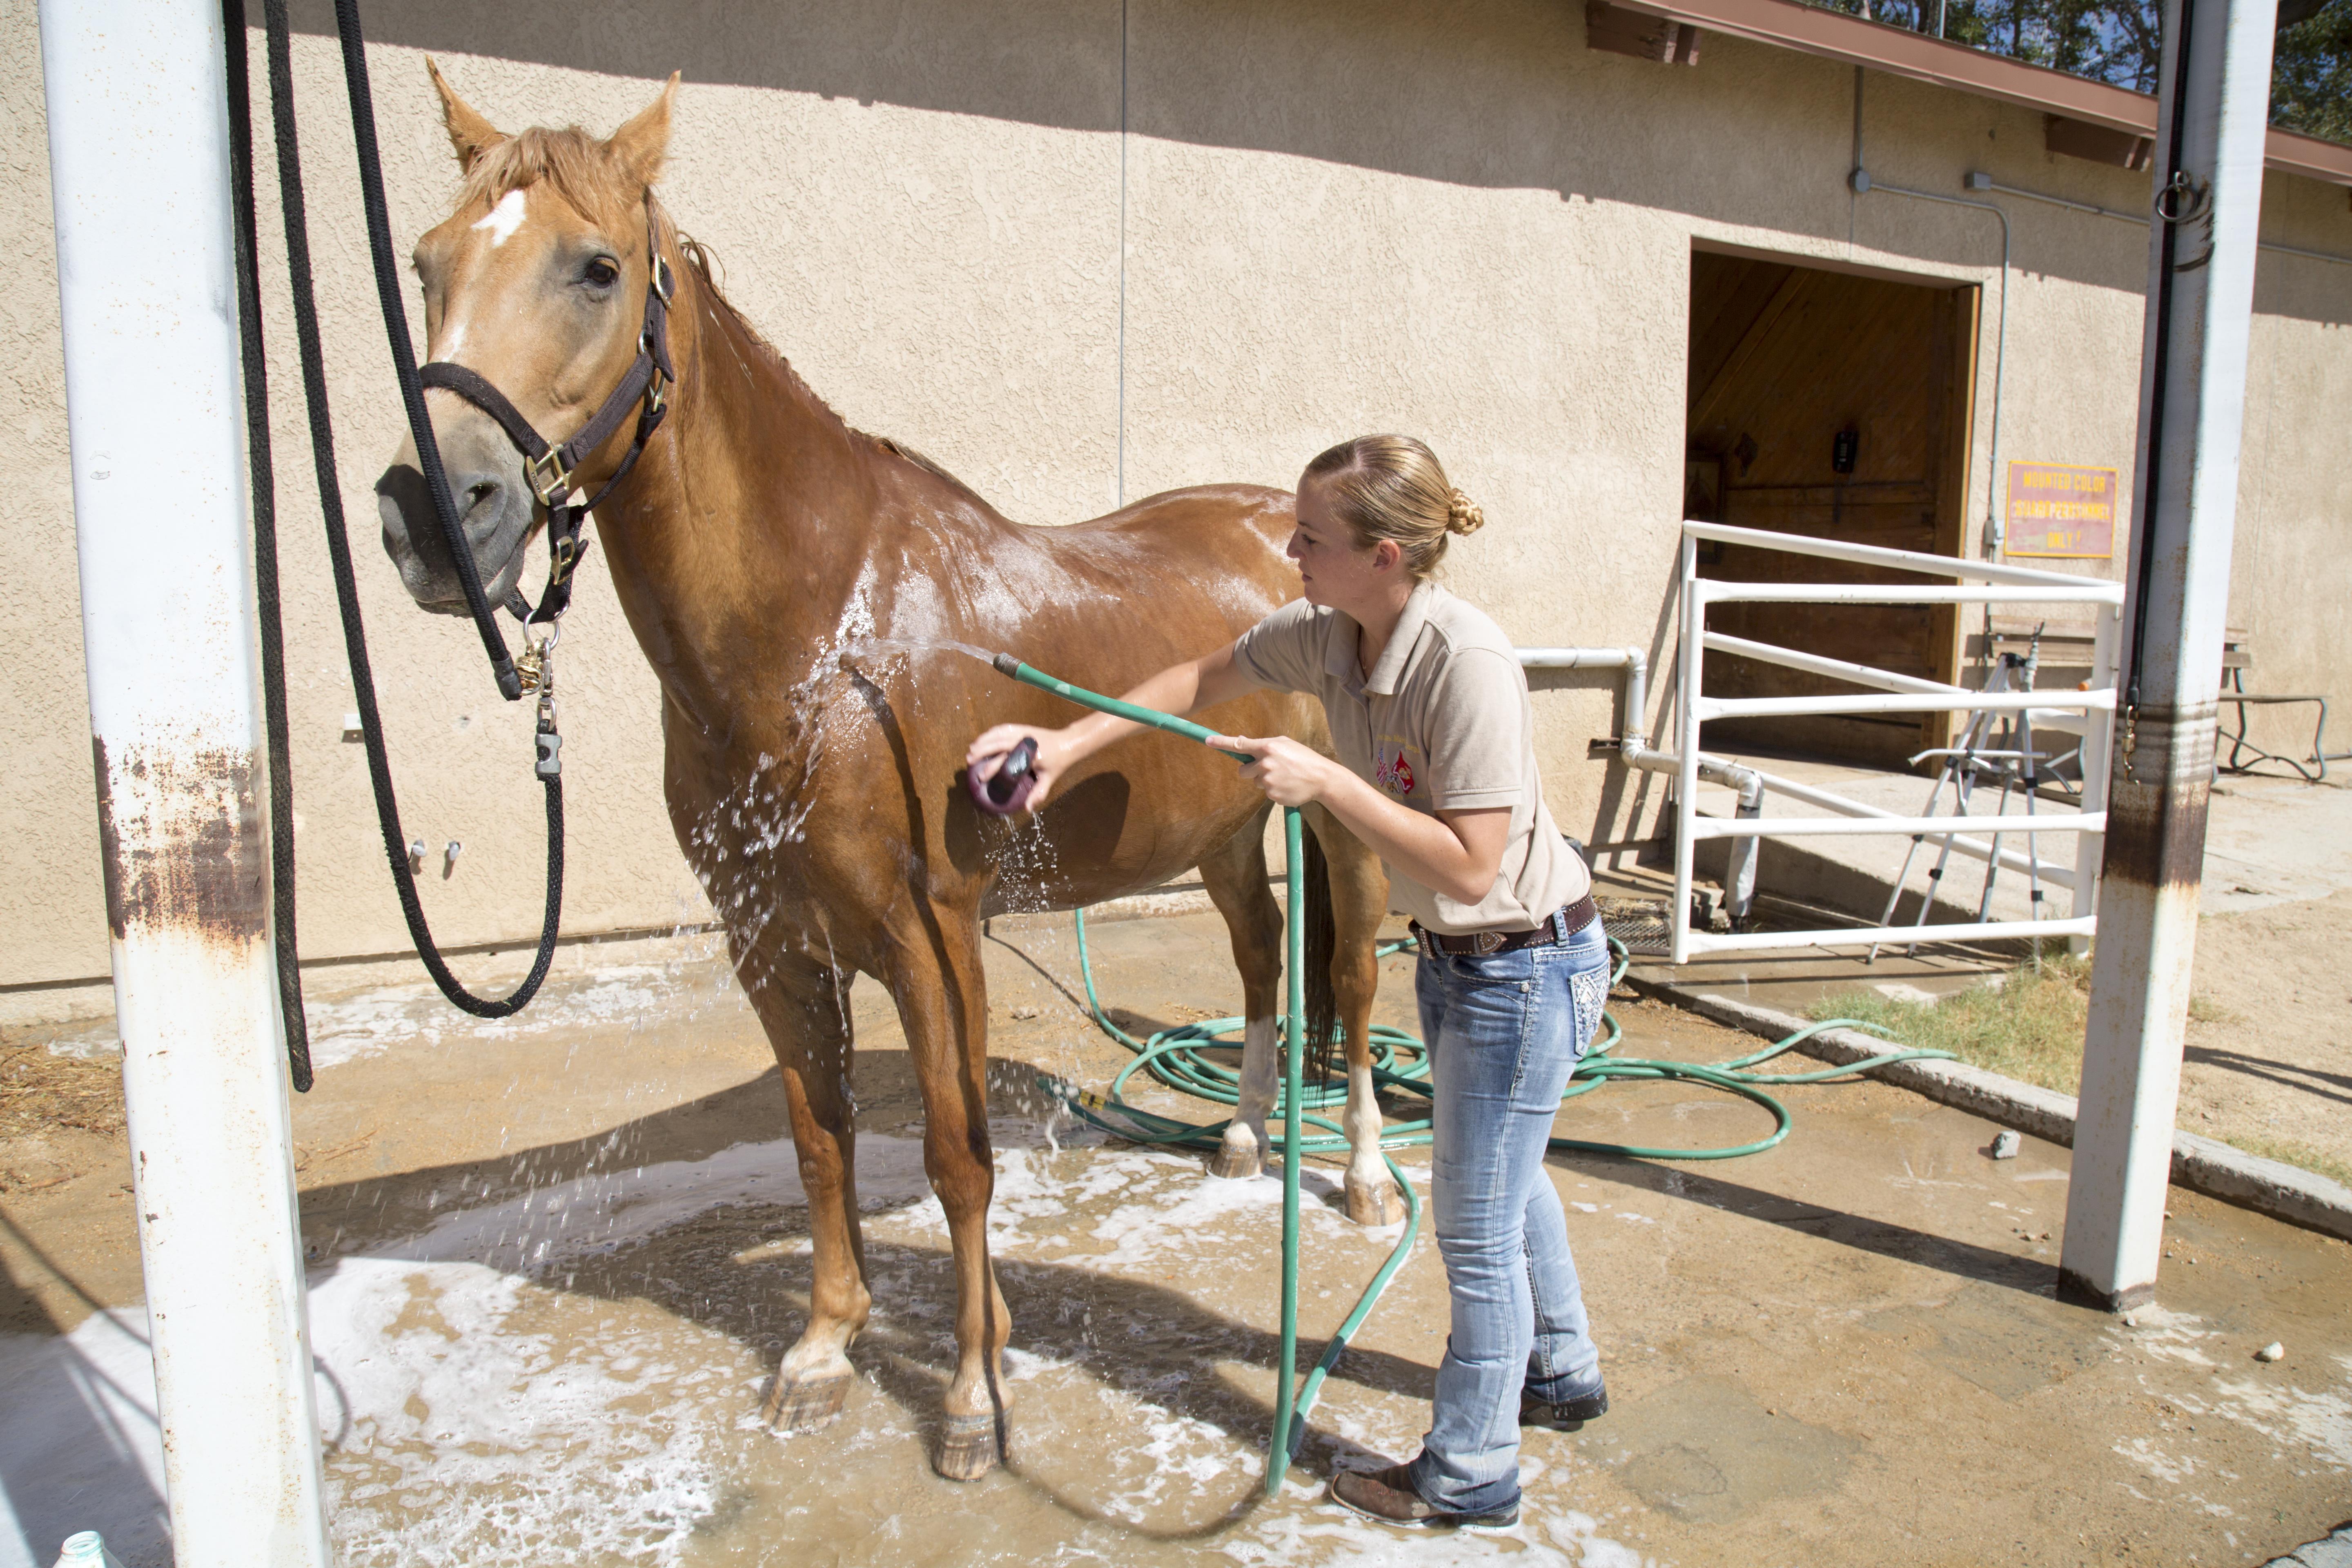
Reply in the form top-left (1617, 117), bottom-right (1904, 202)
top-left (1802, 0), bottom-right (2350, 145)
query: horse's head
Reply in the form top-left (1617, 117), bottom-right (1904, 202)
top-left (376, 62), bottom-right (677, 614)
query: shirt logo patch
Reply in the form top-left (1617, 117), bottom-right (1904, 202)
top-left (1373, 747), bottom-right (1416, 798)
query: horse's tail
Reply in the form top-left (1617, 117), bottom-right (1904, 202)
top-left (1301, 823), bottom-right (1340, 1091)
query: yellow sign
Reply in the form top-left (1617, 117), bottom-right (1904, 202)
top-left (2005, 461), bottom-right (2118, 558)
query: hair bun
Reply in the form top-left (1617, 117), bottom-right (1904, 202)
top-left (1446, 488), bottom-right (1486, 536)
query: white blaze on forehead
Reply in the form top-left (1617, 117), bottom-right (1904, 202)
top-left (471, 188), bottom-right (528, 247)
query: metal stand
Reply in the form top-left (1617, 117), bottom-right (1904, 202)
top-left (1870, 632), bottom-right (2053, 961)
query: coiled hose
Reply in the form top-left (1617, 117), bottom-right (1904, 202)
top-left (989, 654), bottom-right (1956, 1494)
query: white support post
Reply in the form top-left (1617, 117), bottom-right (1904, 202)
top-left (2062, 0), bottom-right (2276, 1311)
top-left (2071, 606), bottom-right (2121, 947)
top-left (1672, 539), bottom-right (1704, 964)
top-left (40, 0), bottom-right (332, 1560)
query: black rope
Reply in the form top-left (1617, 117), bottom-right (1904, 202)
top-left (256, 0), bottom-right (563, 1019)
top-left (329, 0), bottom-right (523, 701)
top-left (220, 0), bottom-right (311, 1091)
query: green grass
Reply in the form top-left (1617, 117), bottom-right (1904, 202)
top-left (1810, 955), bottom-right (2352, 1189)
top-left (2217, 1132), bottom-right (2352, 1191)
top-left (1808, 951), bottom-right (2094, 1097)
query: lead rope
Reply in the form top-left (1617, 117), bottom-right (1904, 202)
top-left (225, 0), bottom-right (566, 1050)
top-left (220, 0), bottom-right (310, 1089)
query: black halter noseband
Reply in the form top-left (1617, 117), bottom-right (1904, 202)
top-left (416, 196), bottom-right (676, 669)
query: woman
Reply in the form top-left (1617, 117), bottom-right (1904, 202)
top-left (967, 435), bottom-right (1610, 1530)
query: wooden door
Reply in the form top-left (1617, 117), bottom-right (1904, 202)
top-left (1686, 251), bottom-right (1974, 768)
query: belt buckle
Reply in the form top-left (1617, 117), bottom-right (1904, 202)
top-left (1471, 930), bottom-right (1506, 956)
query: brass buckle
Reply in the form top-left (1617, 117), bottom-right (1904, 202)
top-left (526, 448), bottom-right (572, 507)
top-left (650, 254), bottom-right (675, 304)
top-left (514, 624), bottom-right (559, 695)
top-left (548, 532), bottom-right (581, 585)
top-left (645, 364), bottom-right (670, 419)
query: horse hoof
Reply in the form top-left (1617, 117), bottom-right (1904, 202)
top-left (934, 1410), bottom-right (1004, 1481)
top-left (1207, 1144), bottom-right (1263, 1181)
top-left (762, 1370), bottom-right (851, 1432)
top-left (1346, 1174), bottom-right (1406, 1227)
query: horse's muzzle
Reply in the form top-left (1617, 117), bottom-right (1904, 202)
top-left (376, 461), bottom-right (533, 614)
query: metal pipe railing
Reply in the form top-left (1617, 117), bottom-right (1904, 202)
top-left (1668, 521), bottom-right (2120, 963)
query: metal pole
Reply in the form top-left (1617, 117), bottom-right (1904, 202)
top-left (2069, 605), bottom-right (2120, 952)
top-left (39, 0), bottom-right (332, 1559)
top-left (1673, 538), bottom-right (1704, 963)
top-left (2061, 0), bottom-right (2276, 1311)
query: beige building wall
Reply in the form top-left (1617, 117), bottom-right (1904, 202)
top-left (4, 0), bottom-right (2348, 1003)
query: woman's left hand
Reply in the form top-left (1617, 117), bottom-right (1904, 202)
top-left (1206, 734), bottom-right (1338, 808)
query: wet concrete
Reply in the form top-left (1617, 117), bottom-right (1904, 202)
top-left (2, 910), bottom-right (2348, 1567)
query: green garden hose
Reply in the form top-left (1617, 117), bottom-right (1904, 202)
top-left (986, 655), bottom-right (1958, 1496)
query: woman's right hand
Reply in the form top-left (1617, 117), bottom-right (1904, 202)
top-left (967, 723), bottom-right (1080, 810)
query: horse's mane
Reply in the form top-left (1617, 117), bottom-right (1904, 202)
top-left (464, 130), bottom-right (970, 494)
top-left (673, 219), bottom-right (979, 495)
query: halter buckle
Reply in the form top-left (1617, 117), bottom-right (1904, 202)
top-left (650, 254), bottom-right (675, 305)
top-left (514, 622), bottom-right (560, 695)
top-left (526, 448), bottom-right (573, 507)
top-left (645, 364), bottom-right (670, 419)
top-left (548, 530), bottom-right (582, 586)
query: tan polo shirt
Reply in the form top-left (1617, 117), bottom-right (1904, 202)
top-left (1232, 579), bottom-right (1590, 935)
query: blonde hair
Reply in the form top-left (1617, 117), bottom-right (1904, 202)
top-left (1300, 434), bottom-right (1484, 580)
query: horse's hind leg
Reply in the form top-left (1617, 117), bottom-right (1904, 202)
top-left (746, 950), bottom-right (873, 1432)
top-left (1199, 807), bottom-right (1283, 1181)
top-left (1305, 804), bottom-right (1404, 1227)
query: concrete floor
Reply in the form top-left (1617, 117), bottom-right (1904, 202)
top-left (3, 909), bottom-right (2348, 1568)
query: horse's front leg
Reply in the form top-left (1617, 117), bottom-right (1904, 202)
top-left (887, 907), bottom-right (1012, 1481)
top-left (742, 946), bottom-right (873, 1432)
top-left (1310, 806), bottom-right (1406, 1227)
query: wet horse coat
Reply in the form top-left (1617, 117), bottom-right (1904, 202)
top-left (374, 70), bottom-right (1401, 1479)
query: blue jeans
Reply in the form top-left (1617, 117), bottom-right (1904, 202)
top-left (1405, 917), bottom-right (1610, 1516)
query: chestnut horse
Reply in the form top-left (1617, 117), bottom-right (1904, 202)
top-left (374, 70), bottom-right (1404, 1480)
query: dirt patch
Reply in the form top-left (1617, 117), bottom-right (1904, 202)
top-left (1804, 895), bottom-right (2352, 1188)
top-left (2180, 889), bottom-right (2352, 1185)
top-left (0, 1033), bottom-right (126, 1198)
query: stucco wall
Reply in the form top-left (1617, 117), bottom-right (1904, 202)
top-left (4, 0), bottom-right (2347, 998)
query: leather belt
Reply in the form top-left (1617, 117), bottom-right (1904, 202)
top-left (1413, 893), bottom-right (1601, 957)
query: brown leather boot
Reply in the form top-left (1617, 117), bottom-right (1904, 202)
top-left (1329, 1461), bottom-right (1521, 1530)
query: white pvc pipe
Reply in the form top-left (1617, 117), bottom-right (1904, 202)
top-left (40, 2), bottom-right (331, 1562)
top-left (1681, 915), bottom-right (2097, 955)
top-left (1702, 631), bottom-right (1969, 696)
top-left (1684, 812), bottom-right (2105, 839)
top-left (1674, 537), bottom-right (1705, 964)
top-left (1700, 582), bottom-right (2125, 606)
top-left (1517, 647), bottom-right (1636, 669)
top-left (1728, 759), bottom-right (2077, 888)
top-left (1697, 689), bottom-right (2116, 719)
top-left (1682, 519), bottom-right (2094, 588)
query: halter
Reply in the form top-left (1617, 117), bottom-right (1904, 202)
top-left (416, 194), bottom-right (676, 689)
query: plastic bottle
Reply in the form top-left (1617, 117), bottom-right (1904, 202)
top-left (51, 1533), bottom-right (126, 1568)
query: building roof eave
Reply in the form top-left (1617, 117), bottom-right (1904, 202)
top-left (1605, 0), bottom-right (2352, 189)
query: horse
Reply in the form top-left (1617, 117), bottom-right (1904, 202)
top-left (373, 68), bottom-right (1405, 1481)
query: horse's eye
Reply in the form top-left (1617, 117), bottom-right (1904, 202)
top-left (582, 257), bottom-right (620, 289)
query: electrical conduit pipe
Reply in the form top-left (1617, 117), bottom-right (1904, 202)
top-left (1517, 647), bottom-right (1761, 923)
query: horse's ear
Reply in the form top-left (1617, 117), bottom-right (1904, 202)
top-left (609, 72), bottom-right (679, 188)
top-left (426, 58), bottom-right (504, 173)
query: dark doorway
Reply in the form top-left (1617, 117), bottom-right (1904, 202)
top-left (1685, 248), bottom-right (1978, 768)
